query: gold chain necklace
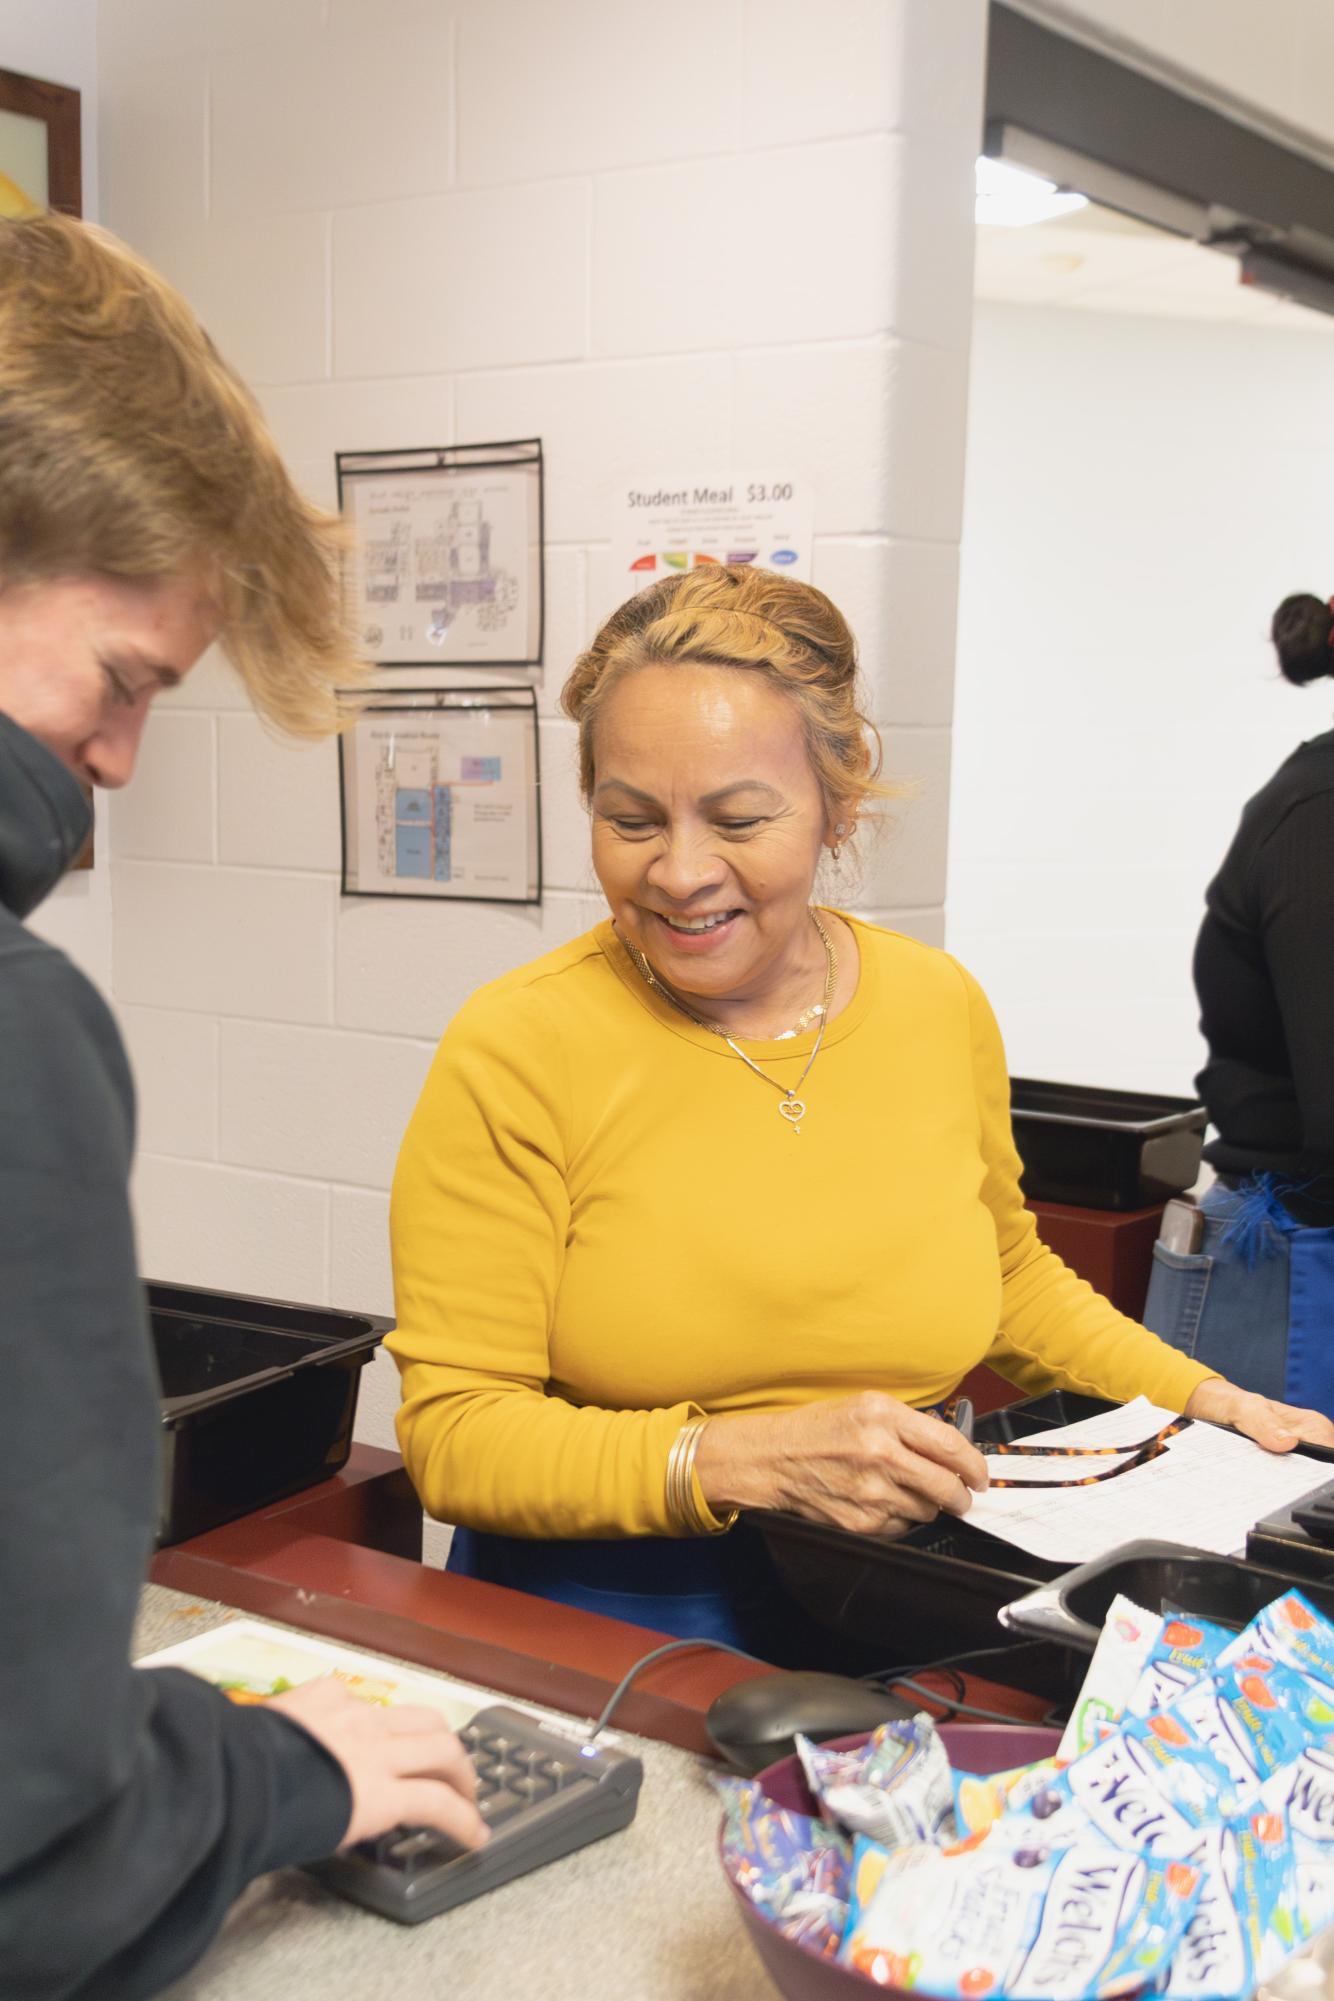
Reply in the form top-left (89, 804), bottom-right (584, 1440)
top-left (621, 911), bottom-right (837, 1136)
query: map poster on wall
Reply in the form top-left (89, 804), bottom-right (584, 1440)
top-left (337, 439), bottom-right (543, 667)
top-left (339, 687), bottom-right (541, 905)
top-left (609, 471), bottom-right (813, 592)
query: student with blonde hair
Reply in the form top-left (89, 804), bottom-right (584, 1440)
top-left (0, 212), bottom-right (482, 2001)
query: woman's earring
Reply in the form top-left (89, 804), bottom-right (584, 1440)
top-left (831, 821), bottom-right (846, 864)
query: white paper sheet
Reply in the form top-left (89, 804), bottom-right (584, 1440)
top-left (963, 1397), bottom-right (1330, 1563)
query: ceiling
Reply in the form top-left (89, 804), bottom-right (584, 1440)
top-left (975, 199), bottom-right (1334, 332)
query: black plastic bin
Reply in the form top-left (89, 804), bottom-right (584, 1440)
top-left (1010, 1078), bottom-right (1207, 1210)
top-left (746, 1391), bottom-right (1120, 1701)
top-left (150, 1280), bottom-right (391, 1546)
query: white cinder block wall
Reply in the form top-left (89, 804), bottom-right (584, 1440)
top-left (3, 0), bottom-right (111, 990)
top-left (94, 0), bottom-right (985, 1448)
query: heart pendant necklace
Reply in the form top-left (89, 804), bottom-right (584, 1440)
top-left (622, 911), bottom-right (836, 1135)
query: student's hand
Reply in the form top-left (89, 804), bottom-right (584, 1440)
top-left (270, 1678), bottom-right (487, 1851)
top-left (694, 1393), bottom-right (989, 1538)
top-left (1184, 1376), bottom-right (1334, 1454)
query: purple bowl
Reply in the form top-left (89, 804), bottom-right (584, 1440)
top-left (721, 1722), bottom-right (1063, 2001)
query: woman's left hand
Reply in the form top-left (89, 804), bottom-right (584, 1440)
top-left (1184, 1375), bottom-right (1334, 1452)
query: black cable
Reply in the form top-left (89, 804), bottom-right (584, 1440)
top-left (887, 1675), bottom-right (1041, 1728)
top-left (584, 1636), bottom-right (763, 1741)
top-left (860, 1639), bottom-right (1031, 1687)
top-left (583, 1635), bottom-right (1036, 1741)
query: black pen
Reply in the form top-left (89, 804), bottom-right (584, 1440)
top-left (951, 1396), bottom-right (975, 1447)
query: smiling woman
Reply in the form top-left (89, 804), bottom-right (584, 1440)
top-left (388, 564), bottom-right (1334, 1650)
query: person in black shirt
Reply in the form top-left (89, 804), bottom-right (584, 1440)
top-left (1145, 590), bottom-right (1334, 1409)
top-left (0, 212), bottom-right (483, 2001)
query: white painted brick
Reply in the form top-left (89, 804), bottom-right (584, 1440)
top-left (331, 1186), bottom-right (393, 1320)
top-left (354, 1345), bottom-right (404, 1454)
top-left (891, 134), bottom-right (977, 352)
top-left (173, 212), bottom-right (329, 388)
top-left (455, 358), bottom-right (733, 544)
top-left (457, 0), bottom-right (738, 184)
top-left (97, 48), bottom-right (206, 272)
top-left (335, 891), bottom-right (607, 1039)
top-left (219, 1021), bottom-right (433, 1187)
top-left (811, 536), bottom-right (957, 728)
top-left (536, 546), bottom-right (587, 716)
top-left (593, 138), bottom-right (901, 357)
top-left (856, 725), bottom-right (950, 908)
top-left (539, 719), bottom-right (598, 897)
top-left (742, 0), bottom-right (901, 147)
top-left (157, 642), bottom-right (250, 714)
top-left (884, 340), bottom-right (970, 544)
top-left (132, 1155), bottom-right (330, 1301)
top-left (743, 0), bottom-right (986, 150)
top-left (846, 904), bottom-right (945, 949)
top-left (218, 717), bottom-right (341, 873)
top-left (99, 0), bottom-right (324, 59)
top-left (210, 16), bottom-right (453, 219)
top-left (334, 181), bottom-right (589, 377)
top-left (113, 863), bottom-right (334, 1022)
top-left (260, 377), bottom-right (456, 480)
top-left (733, 342), bottom-right (889, 537)
top-left (585, 546), bottom-right (626, 635)
top-left (117, 1005), bottom-right (218, 1159)
top-left (109, 712), bottom-right (214, 864)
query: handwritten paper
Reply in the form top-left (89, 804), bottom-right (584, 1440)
top-left (964, 1397), bottom-right (1329, 1564)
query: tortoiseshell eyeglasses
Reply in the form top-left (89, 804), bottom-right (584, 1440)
top-left (982, 1416), bottom-right (1189, 1489)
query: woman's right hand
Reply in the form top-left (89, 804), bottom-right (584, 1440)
top-left (693, 1392), bottom-right (989, 1538)
top-left (270, 1678), bottom-right (488, 1851)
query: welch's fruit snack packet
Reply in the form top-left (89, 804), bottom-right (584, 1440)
top-left (838, 1830), bottom-right (1201, 1997)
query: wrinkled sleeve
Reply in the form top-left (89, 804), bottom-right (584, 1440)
top-left (1258, 793), bottom-right (1334, 1159)
top-left (954, 963), bottom-right (1217, 1410)
top-left (0, 949), bottom-right (350, 2001)
top-left (388, 990), bottom-right (710, 1539)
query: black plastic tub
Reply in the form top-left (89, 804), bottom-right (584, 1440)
top-left (746, 1391), bottom-right (1117, 1700)
top-left (150, 1280), bottom-right (391, 1546)
top-left (1010, 1078), bottom-right (1207, 1210)
top-left (1000, 1538), bottom-right (1334, 1652)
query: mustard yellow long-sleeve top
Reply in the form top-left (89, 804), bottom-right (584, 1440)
top-left (389, 915), bottom-right (1214, 1537)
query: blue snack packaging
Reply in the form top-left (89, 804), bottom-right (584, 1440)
top-left (838, 1832), bottom-right (1202, 1996)
top-left (1164, 1810), bottom-right (1293, 1999)
top-left (797, 1715), bottom-right (957, 1849)
top-left (1165, 1662), bottom-right (1327, 1802)
top-left (1126, 1614), bottom-right (1233, 1719)
top-left (1002, 1704), bottom-right (1237, 1859)
top-left (716, 1776), bottom-right (852, 1956)
top-left (1218, 1590), bottom-right (1334, 1706)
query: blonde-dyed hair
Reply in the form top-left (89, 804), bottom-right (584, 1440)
top-left (562, 565), bottom-right (896, 831)
top-left (0, 211), bottom-right (362, 738)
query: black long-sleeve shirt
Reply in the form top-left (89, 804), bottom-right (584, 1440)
top-left (1195, 724), bottom-right (1334, 1216)
top-left (0, 715), bottom-right (351, 2000)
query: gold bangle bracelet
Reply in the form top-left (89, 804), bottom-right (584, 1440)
top-left (666, 1419), bottom-right (738, 1537)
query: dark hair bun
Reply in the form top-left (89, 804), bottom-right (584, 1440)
top-left (1271, 592), bottom-right (1334, 685)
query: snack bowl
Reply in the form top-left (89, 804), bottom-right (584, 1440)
top-left (720, 1722), bottom-right (1063, 2001)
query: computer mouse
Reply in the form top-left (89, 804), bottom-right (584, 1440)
top-left (705, 1670), bottom-right (918, 1776)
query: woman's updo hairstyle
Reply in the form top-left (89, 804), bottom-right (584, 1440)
top-left (561, 564), bottom-right (894, 827)
top-left (1271, 593), bottom-right (1334, 687)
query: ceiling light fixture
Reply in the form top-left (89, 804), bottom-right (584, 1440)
top-left (976, 155), bottom-right (1088, 229)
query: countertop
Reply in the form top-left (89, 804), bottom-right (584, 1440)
top-left (134, 1585), bottom-right (778, 2001)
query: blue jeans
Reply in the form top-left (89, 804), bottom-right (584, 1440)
top-left (1143, 1176), bottom-right (1334, 1414)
